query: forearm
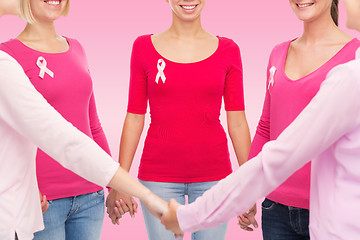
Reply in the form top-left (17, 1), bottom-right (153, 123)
top-left (227, 111), bottom-right (251, 166)
top-left (118, 112), bottom-right (145, 172)
top-left (108, 167), bottom-right (151, 200)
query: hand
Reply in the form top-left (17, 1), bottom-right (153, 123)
top-left (106, 189), bottom-right (138, 225)
top-left (237, 204), bottom-right (258, 231)
top-left (161, 199), bottom-right (184, 238)
top-left (142, 191), bottom-right (168, 219)
top-left (39, 191), bottom-right (49, 213)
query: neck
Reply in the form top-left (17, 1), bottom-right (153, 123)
top-left (20, 21), bottom-right (58, 41)
top-left (301, 14), bottom-right (339, 44)
top-left (168, 14), bottom-right (204, 39)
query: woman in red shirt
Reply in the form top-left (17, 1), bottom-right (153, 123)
top-left (106, 1), bottom-right (252, 239)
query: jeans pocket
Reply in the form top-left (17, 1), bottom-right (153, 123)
top-left (261, 198), bottom-right (276, 210)
top-left (93, 189), bottom-right (105, 198)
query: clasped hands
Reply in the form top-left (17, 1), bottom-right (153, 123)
top-left (106, 190), bottom-right (258, 238)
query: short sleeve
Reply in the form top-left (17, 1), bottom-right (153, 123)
top-left (127, 37), bottom-right (148, 114)
top-left (223, 40), bottom-right (245, 111)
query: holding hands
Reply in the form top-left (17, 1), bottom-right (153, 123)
top-left (160, 199), bottom-right (258, 238)
top-left (237, 204), bottom-right (258, 231)
top-left (106, 189), bottom-right (138, 224)
top-left (106, 188), bottom-right (168, 224)
top-left (161, 199), bottom-right (184, 238)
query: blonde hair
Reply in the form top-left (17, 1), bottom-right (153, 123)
top-left (19, 0), bottom-right (70, 24)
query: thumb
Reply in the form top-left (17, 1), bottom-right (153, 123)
top-left (247, 213), bottom-right (258, 229)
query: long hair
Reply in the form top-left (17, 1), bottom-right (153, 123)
top-left (331, 0), bottom-right (339, 26)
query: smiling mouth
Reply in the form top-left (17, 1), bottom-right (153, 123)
top-left (44, 0), bottom-right (62, 5)
top-left (180, 5), bottom-right (198, 10)
top-left (296, 2), bottom-right (314, 7)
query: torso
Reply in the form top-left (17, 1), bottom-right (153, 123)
top-left (0, 38), bottom-right (103, 200)
top-left (265, 37), bottom-right (360, 209)
top-left (128, 34), bottom-right (245, 183)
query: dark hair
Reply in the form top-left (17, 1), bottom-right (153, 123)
top-left (331, 0), bottom-right (339, 26)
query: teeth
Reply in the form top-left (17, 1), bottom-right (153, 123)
top-left (182, 5), bottom-right (196, 10)
top-left (297, 3), bottom-right (313, 7)
top-left (46, 1), bottom-right (60, 5)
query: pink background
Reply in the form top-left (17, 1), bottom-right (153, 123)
top-left (0, 1), bottom-right (358, 239)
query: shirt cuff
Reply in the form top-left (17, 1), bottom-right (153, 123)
top-left (177, 205), bottom-right (201, 233)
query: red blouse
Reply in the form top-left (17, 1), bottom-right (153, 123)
top-left (128, 35), bottom-right (245, 182)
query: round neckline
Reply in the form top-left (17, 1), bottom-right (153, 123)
top-left (281, 38), bottom-right (358, 82)
top-left (13, 36), bottom-right (72, 55)
top-left (148, 34), bottom-right (221, 64)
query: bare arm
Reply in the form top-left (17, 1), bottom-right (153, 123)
top-left (227, 111), bottom-right (257, 231)
top-left (226, 111), bottom-right (251, 166)
top-left (106, 113), bottom-right (145, 223)
top-left (118, 113), bottom-right (145, 171)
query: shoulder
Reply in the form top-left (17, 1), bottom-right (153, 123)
top-left (349, 38), bottom-right (360, 48)
top-left (133, 34), bottom-right (152, 48)
top-left (65, 37), bottom-right (83, 50)
top-left (0, 39), bottom-right (22, 58)
top-left (270, 40), bottom-right (293, 57)
top-left (218, 36), bottom-right (240, 52)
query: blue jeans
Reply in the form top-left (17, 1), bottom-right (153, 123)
top-left (261, 198), bottom-right (310, 240)
top-left (139, 180), bottom-right (228, 240)
top-left (33, 189), bottom-right (105, 240)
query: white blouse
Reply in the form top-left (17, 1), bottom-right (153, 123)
top-left (0, 51), bottom-right (119, 240)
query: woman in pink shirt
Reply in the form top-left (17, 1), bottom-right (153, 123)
top-left (161, 1), bottom-right (360, 239)
top-left (239, 0), bottom-right (360, 238)
top-left (0, 1), bottom-right (167, 240)
top-left (105, 0), bottom-right (252, 239)
top-left (0, 0), bottom-right (116, 239)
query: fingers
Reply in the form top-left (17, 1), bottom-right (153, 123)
top-left (40, 195), bottom-right (49, 213)
top-left (174, 233), bottom-right (184, 239)
top-left (237, 205), bottom-right (259, 232)
top-left (246, 212), bottom-right (258, 229)
top-left (160, 199), bottom-right (183, 235)
top-left (110, 209), bottom-right (121, 225)
top-left (106, 191), bottom-right (139, 225)
top-left (131, 197), bottom-right (138, 214)
top-left (238, 214), bottom-right (251, 225)
top-left (237, 215), bottom-right (254, 231)
top-left (126, 199), bottom-right (135, 218)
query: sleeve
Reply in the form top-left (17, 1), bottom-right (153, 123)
top-left (177, 62), bottom-right (360, 232)
top-left (248, 57), bottom-right (272, 159)
top-left (223, 40), bottom-right (245, 111)
top-left (127, 37), bottom-right (148, 114)
top-left (0, 51), bottom-right (119, 187)
top-left (88, 92), bottom-right (112, 155)
top-left (78, 39), bottom-right (112, 155)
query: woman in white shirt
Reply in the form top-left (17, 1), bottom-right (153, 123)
top-left (161, 0), bottom-right (360, 239)
top-left (0, 1), bottom-right (166, 240)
